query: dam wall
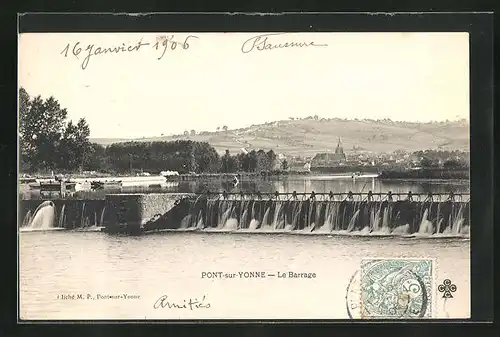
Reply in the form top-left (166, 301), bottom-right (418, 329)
top-left (19, 199), bottom-right (106, 229)
top-left (19, 192), bottom-right (470, 235)
top-left (19, 193), bottom-right (196, 234)
top-left (103, 193), bottom-right (195, 233)
top-left (177, 198), bottom-right (469, 234)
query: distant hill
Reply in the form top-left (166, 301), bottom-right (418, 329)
top-left (91, 118), bottom-right (469, 157)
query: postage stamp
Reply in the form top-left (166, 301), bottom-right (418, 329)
top-left (359, 259), bottom-right (433, 319)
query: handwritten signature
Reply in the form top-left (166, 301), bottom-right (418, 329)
top-left (153, 294), bottom-right (211, 310)
top-left (241, 33), bottom-right (328, 53)
top-left (60, 35), bottom-right (199, 70)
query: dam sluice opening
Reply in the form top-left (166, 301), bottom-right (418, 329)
top-left (143, 192), bottom-right (470, 236)
top-left (19, 192), bottom-right (470, 236)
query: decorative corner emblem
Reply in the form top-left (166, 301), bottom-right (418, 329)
top-left (438, 279), bottom-right (457, 298)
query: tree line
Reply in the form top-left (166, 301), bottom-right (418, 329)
top-left (86, 143), bottom-right (280, 174)
top-left (18, 88), bottom-right (281, 174)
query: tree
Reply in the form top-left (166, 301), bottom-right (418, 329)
top-left (420, 157), bottom-right (439, 168)
top-left (19, 88), bottom-right (69, 171)
top-left (183, 130), bottom-right (189, 136)
top-left (281, 159), bottom-right (288, 171)
top-left (266, 150), bottom-right (277, 170)
top-left (443, 158), bottom-right (467, 169)
top-left (190, 129), bottom-right (196, 136)
top-left (222, 125), bottom-right (228, 132)
top-left (256, 149), bottom-right (269, 172)
top-left (216, 127), bottom-right (220, 132)
top-left (87, 143), bottom-right (109, 172)
top-left (192, 142), bottom-right (220, 173)
top-left (221, 149), bottom-right (236, 173)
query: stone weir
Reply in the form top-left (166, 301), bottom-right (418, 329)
top-left (19, 192), bottom-right (470, 236)
top-left (138, 192), bottom-right (470, 235)
top-left (19, 193), bottom-right (195, 234)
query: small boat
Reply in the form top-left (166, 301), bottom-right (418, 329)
top-left (28, 182), bottom-right (41, 190)
top-left (19, 177), bottom-right (37, 184)
top-left (40, 181), bottom-right (77, 192)
top-left (91, 180), bottom-right (123, 190)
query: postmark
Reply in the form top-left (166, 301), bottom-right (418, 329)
top-left (346, 259), bottom-right (433, 319)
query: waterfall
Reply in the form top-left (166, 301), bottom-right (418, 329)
top-left (22, 210), bottom-right (32, 228)
top-left (435, 203), bottom-right (441, 234)
top-left (80, 202), bottom-right (86, 228)
top-left (289, 201), bottom-right (303, 231)
top-left (100, 206), bottom-right (106, 226)
top-left (248, 202), bottom-right (260, 230)
top-left (272, 201), bottom-right (284, 230)
top-left (437, 218), bottom-right (444, 234)
top-left (240, 201), bottom-right (249, 229)
top-left (196, 211), bottom-right (204, 229)
top-left (307, 201), bottom-right (314, 228)
top-left (451, 202), bottom-right (465, 234)
top-left (317, 203), bottom-right (325, 228)
top-left (380, 207), bottom-right (391, 234)
top-left (346, 209), bottom-right (360, 232)
top-left (25, 201), bottom-right (56, 229)
top-left (392, 224), bottom-right (410, 234)
top-left (162, 196), bottom-right (469, 236)
top-left (180, 215), bottom-right (192, 229)
top-left (261, 206), bottom-right (271, 228)
top-left (219, 201), bottom-right (232, 229)
top-left (206, 200), bottom-right (216, 229)
top-left (324, 202), bottom-right (340, 231)
top-left (370, 207), bottom-right (381, 232)
top-left (418, 209), bottom-right (434, 234)
top-left (58, 204), bottom-right (66, 228)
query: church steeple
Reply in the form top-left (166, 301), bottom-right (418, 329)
top-left (335, 137), bottom-right (344, 154)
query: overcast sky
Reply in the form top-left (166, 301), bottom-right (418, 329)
top-left (18, 32), bottom-right (469, 139)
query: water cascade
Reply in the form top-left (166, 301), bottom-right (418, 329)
top-left (23, 201), bottom-right (56, 230)
top-left (418, 209), bottom-right (434, 234)
top-left (21, 192), bottom-right (470, 236)
top-left (170, 192), bottom-right (470, 237)
top-left (58, 204), bottom-right (66, 228)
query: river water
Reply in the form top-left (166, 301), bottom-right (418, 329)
top-left (174, 177), bottom-right (470, 195)
top-left (19, 177), bottom-right (470, 320)
top-left (20, 176), bottom-right (470, 200)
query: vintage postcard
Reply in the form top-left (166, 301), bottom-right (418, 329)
top-left (18, 31), bottom-right (471, 320)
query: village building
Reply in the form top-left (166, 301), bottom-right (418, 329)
top-left (311, 138), bottom-right (347, 168)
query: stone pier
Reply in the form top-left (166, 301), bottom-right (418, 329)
top-left (103, 193), bottom-right (196, 234)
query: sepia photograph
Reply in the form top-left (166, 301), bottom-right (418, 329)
top-left (18, 28), bottom-right (473, 320)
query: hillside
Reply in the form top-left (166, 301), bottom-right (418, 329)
top-left (91, 118), bottom-right (469, 157)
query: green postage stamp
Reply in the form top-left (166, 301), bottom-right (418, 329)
top-left (359, 259), bottom-right (433, 319)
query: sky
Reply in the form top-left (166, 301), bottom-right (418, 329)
top-left (18, 32), bottom-right (469, 139)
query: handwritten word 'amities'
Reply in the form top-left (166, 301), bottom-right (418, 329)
top-left (241, 33), bottom-right (328, 53)
top-left (153, 294), bottom-right (211, 310)
top-left (60, 35), bottom-right (199, 70)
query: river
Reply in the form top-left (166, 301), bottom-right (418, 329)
top-left (19, 176), bottom-right (470, 320)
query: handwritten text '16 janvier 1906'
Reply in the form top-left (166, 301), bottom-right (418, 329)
top-left (60, 35), bottom-right (199, 70)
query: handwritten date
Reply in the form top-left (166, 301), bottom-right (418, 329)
top-left (60, 35), bottom-right (199, 70)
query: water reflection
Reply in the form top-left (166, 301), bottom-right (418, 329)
top-left (19, 177), bottom-right (469, 200)
top-left (177, 177), bottom-right (469, 194)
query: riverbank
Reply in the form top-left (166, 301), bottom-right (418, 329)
top-left (379, 168), bottom-right (469, 180)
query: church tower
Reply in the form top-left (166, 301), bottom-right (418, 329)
top-left (335, 137), bottom-right (344, 155)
